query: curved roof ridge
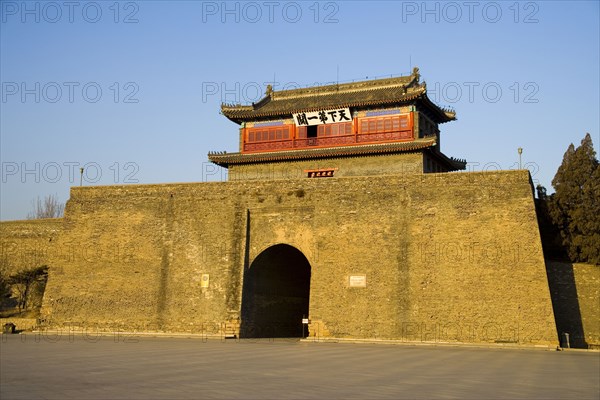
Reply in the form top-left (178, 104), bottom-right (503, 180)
top-left (272, 73), bottom-right (418, 100)
top-left (219, 67), bottom-right (454, 124)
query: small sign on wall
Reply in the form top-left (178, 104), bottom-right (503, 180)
top-left (201, 274), bottom-right (210, 288)
top-left (348, 274), bottom-right (367, 288)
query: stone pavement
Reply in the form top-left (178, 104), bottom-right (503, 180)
top-left (1, 334), bottom-right (598, 399)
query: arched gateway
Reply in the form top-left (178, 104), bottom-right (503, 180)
top-left (240, 244), bottom-right (311, 338)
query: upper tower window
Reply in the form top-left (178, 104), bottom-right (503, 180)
top-left (246, 126), bottom-right (291, 143)
top-left (359, 114), bottom-right (412, 135)
top-left (318, 122), bottom-right (352, 137)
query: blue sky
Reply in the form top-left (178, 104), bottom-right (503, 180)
top-left (1, 0), bottom-right (599, 220)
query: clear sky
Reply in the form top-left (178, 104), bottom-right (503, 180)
top-left (1, 0), bottom-right (598, 220)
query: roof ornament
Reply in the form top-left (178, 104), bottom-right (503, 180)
top-left (266, 84), bottom-right (273, 96)
top-left (412, 66), bottom-right (420, 82)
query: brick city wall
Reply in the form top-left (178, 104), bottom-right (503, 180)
top-left (1, 171), bottom-right (562, 345)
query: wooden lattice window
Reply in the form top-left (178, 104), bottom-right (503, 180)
top-left (246, 125), bottom-right (291, 143)
top-left (317, 122), bottom-right (352, 137)
top-left (359, 114), bottom-right (411, 134)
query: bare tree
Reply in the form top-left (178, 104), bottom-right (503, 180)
top-left (0, 270), bottom-right (12, 310)
top-left (27, 194), bottom-right (65, 219)
top-left (8, 266), bottom-right (48, 312)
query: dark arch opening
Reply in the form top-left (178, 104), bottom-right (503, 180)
top-left (240, 244), bottom-right (311, 338)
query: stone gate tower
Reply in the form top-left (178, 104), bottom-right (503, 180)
top-left (1, 69), bottom-right (558, 346)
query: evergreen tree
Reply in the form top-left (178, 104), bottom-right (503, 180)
top-left (581, 166), bottom-right (600, 263)
top-left (549, 133), bottom-right (599, 264)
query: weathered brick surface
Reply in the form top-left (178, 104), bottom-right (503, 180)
top-left (229, 152), bottom-right (424, 180)
top-left (0, 171), bottom-right (562, 345)
top-left (1, 219), bottom-right (63, 276)
top-left (546, 261), bottom-right (600, 348)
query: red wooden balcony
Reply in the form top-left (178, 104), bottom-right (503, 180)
top-left (243, 113), bottom-right (415, 153)
top-left (243, 129), bottom-right (414, 153)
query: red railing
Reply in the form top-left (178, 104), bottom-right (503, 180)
top-left (244, 141), bottom-right (295, 152)
top-left (357, 130), bottom-right (413, 143)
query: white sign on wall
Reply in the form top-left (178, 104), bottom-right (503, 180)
top-left (294, 107), bottom-right (352, 126)
top-left (349, 275), bottom-right (367, 288)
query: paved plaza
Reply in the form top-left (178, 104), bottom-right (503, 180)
top-left (1, 334), bottom-right (598, 399)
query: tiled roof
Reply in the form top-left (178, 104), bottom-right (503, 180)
top-left (221, 67), bottom-right (455, 124)
top-left (208, 138), bottom-right (438, 167)
top-left (426, 148), bottom-right (467, 171)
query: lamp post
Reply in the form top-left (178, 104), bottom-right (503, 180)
top-left (518, 147), bottom-right (523, 170)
